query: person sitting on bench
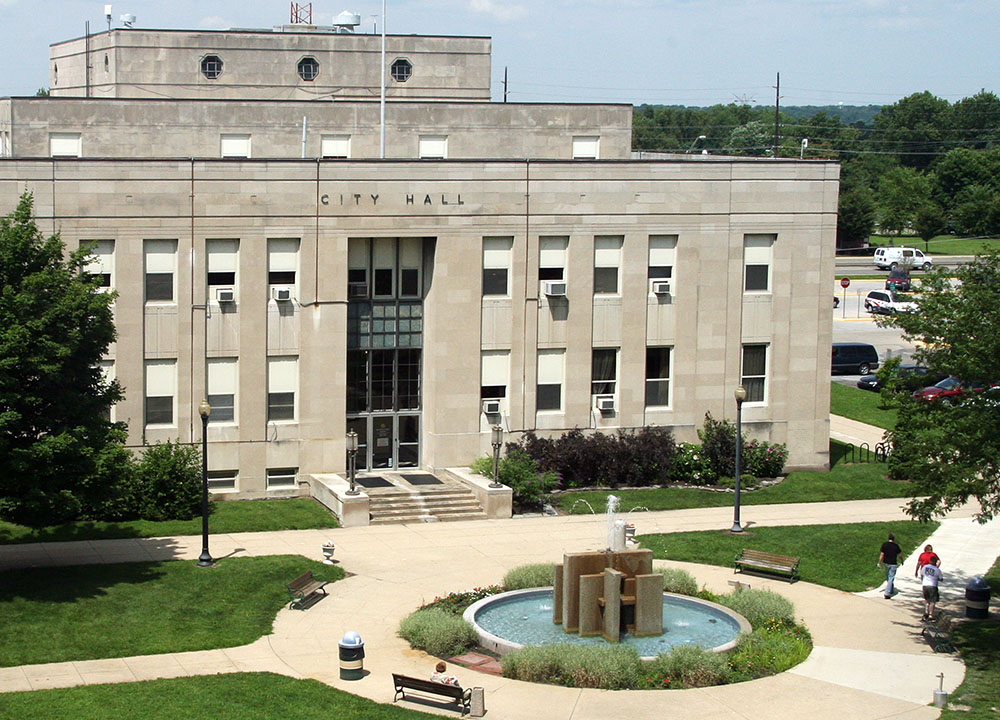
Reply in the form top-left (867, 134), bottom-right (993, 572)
top-left (430, 662), bottom-right (460, 687)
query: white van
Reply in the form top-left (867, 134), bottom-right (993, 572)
top-left (873, 246), bottom-right (933, 271)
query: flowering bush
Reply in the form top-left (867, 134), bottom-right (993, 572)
top-left (665, 442), bottom-right (713, 485)
top-left (420, 585), bottom-right (504, 615)
top-left (742, 439), bottom-right (788, 478)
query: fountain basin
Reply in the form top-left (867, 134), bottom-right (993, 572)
top-left (463, 588), bottom-right (751, 660)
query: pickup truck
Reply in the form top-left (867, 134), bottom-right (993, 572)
top-left (864, 289), bottom-right (917, 315)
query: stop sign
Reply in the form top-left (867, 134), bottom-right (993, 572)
top-left (840, 277), bottom-right (850, 288)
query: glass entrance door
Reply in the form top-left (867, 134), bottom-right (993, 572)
top-left (371, 416), bottom-right (394, 469)
top-left (347, 414), bottom-right (419, 471)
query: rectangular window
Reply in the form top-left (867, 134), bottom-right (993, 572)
top-left (741, 344), bottom-right (768, 403)
top-left (144, 359), bottom-right (176, 426)
top-left (207, 358), bottom-right (237, 423)
top-left (572, 136), bottom-right (599, 159)
top-left (481, 350), bottom-right (509, 400)
top-left (144, 239), bottom-right (176, 303)
top-left (267, 356), bottom-right (297, 421)
top-left (645, 347), bottom-right (671, 407)
top-left (539, 236), bottom-right (568, 283)
top-left (0, 130), bottom-right (10, 158)
top-left (648, 235), bottom-right (677, 291)
top-left (266, 467), bottom-right (298, 489)
top-left (537, 349), bottom-right (564, 412)
top-left (220, 133), bottom-right (251, 158)
top-left (744, 233), bottom-right (775, 293)
top-left (399, 237), bottom-right (422, 298)
top-left (348, 239), bottom-right (369, 298)
top-left (85, 239), bottom-right (114, 289)
top-left (321, 134), bottom-right (351, 158)
top-left (99, 359), bottom-right (115, 420)
top-left (593, 236), bottom-right (622, 295)
top-left (591, 348), bottom-right (617, 395)
top-left (208, 470), bottom-right (238, 492)
top-left (268, 238), bottom-right (299, 293)
top-left (207, 239), bottom-right (239, 297)
top-left (49, 132), bottom-right (81, 157)
top-left (373, 237), bottom-right (395, 297)
top-left (418, 135), bottom-right (448, 159)
top-left (482, 237), bottom-right (512, 297)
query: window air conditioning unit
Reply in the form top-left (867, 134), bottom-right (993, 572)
top-left (272, 286), bottom-right (292, 302)
top-left (347, 282), bottom-right (368, 299)
top-left (215, 287), bottom-right (235, 303)
top-left (482, 399), bottom-right (502, 415)
top-left (596, 395), bottom-right (616, 412)
top-left (652, 281), bottom-right (671, 295)
top-left (543, 280), bottom-right (567, 296)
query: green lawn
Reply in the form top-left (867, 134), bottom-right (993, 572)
top-left (941, 560), bottom-right (1000, 718)
top-left (640, 521), bottom-right (937, 593)
top-left (556, 440), bottom-right (907, 514)
top-left (0, 556), bottom-right (343, 666)
top-left (829, 381), bottom-right (897, 429)
top-left (0, 498), bottom-right (338, 545)
top-left (868, 234), bottom-right (1000, 255)
top-left (0, 673), bottom-right (440, 720)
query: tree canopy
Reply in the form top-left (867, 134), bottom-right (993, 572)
top-left (883, 252), bottom-right (1000, 522)
top-left (0, 193), bottom-right (126, 526)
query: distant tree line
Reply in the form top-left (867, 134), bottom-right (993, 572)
top-left (633, 90), bottom-right (1000, 246)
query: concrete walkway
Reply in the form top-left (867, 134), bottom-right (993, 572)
top-left (830, 413), bottom-right (888, 448)
top-left (2, 497), bottom-right (996, 719)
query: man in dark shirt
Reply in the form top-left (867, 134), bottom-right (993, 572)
top-left (878, 533), bottom-right (902, 599)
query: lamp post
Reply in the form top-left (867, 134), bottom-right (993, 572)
top-left (685, 134), bottom-right (706, 154)
top-left (197, 399), bottom-right (213, 566)
top-left (489, 425), bottom-right (503, 488)
top-left (346, 430), bottom-right (359, 495)
top-left (731, 385), bottom-right (747, 533)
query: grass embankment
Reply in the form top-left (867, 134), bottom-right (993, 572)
top-left (556, 440), bottom-right (907, 515)
top-left (868, 234), bottom-right (1000, 255)
top-left (639, 521), bottom-right (936, 593)
top-left (829, 381), bottom-right (898, 429)
top-left (0, 673), bottom-right (440, 720)
top-left (0, 556), bottom-right (342, 666)
top-left (0, 498), bottom-right (338, 545)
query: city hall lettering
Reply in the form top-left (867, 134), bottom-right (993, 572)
top-left (319, 193), bottom-right (465, 207)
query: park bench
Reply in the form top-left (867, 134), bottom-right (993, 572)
top-left (286, 571), bottom-right (329, 609)
top-left (734, 549), bottom-right (800, 582)
top-left (921, 613), bottom-right (955, 653)
top-left (392, 673), bottom-right (472, 716)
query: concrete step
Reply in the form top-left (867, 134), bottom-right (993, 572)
top-left (366, 482), bottom-right (484, 525)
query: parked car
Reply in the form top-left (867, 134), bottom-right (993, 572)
top-left (832, 342), bottom-right (879, 375)
top-left (873, 246), bottom-right (933, 271)
top-left (885, 268), bottom-right (911, 292)
top-left (865, 289), bottom-right (917, 315)
top-left (856, 364), bottom-right (946, 392)
top-left (912, 377), bottom-right (998, 404)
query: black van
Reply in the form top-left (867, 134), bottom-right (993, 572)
top-left (832, 343), bottom-right (880, 375)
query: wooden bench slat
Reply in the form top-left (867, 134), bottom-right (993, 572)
top-left (286, 571), bottom-right (328, 609)
top-left (734, 549), bottom-right (799, 582)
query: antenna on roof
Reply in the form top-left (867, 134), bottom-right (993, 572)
top-left (104, 4), bottom-right (112, 31)
top-left (333, 10), bottom-right (361, 32)
top-left (290, 2), bottom-right (312, 24)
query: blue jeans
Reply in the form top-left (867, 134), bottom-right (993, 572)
top-left (884, 564), bottom-right (898, 596)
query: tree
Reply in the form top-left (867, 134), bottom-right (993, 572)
top-left (0, 193), bottom-right (126, 526)
top-left (725, 120), bottom-right (773, 156)
top-left (913, 202), bottom-right (946, 253)
top-left (877, 166), bottom-right (931, 235)
top-left (837, 184), bottom-right (877, 247)
top-left (883, 252), bottom-right (1000, 522)
top-left (873, 91), bottom-right (953, 170)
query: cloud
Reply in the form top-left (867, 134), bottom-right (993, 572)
top-left (470, 0), bottom-right (528, 22)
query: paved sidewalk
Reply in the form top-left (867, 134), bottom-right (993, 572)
top-left (1, 499), bottom-right (994, 719)
top-left (830, 413), bottom-right (888, 448)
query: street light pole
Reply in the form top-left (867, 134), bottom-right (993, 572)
top-left (731, 385), bottom-right (747, 533)
top-left (197, 399), bottom-right (213, 566)
top-left (346, 430), bottom-right (359, 495)
top-left (489, 425), bottom-right (503, 488)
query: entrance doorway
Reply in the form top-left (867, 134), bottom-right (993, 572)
top-left (347, 414), bottom-right (420, 471)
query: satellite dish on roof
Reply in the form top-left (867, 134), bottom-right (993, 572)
top-left (120, 13), bottom-right (136, 27)
top-left (333, 10), bottom-right (361, 32)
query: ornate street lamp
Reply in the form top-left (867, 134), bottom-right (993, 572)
top-left (197, 399), bottom-right (213, 566)
top-left (346, 430), bottom-right (359, 495)
top-left (731, 385), bottom-right (747, 533)
top-left (489, 425), bottom-right (503, 488)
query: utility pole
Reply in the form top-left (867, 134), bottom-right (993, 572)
top-left (773, 72), bottom-right (780, 158)
top-left (503, 66), bottom-right (508, 103)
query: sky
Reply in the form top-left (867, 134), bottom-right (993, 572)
top-left (2, 0), bottom-right (999, 108)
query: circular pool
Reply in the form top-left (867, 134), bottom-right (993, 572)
top-left (463, 588), bottom-right (750, 659)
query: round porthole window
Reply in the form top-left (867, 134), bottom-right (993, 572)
top-left (298, 57), bottom-right (319, 81)
top-left (201, 55), bottom-right (223, 79)
top-left (390, 58), bottom-right (412, 82)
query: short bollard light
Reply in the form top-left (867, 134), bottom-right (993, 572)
top-left (339, 631), bottom-right (364, 680)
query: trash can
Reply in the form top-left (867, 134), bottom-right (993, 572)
top-left (338, 631), bottom-right (364, 679)
top-left (965, 576), bottom-right (991, 620)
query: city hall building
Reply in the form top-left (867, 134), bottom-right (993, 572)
top-left (0, 17), bottom-right (839, 509)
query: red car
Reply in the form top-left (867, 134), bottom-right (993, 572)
top-left (912, 377), bottom-right (997, 405)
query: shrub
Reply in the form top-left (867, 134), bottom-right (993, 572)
top-left (646, 645), bottom-right (731, 688)
top-left (421, 586), bottom-right (503, 615)
top-left (697, 412), bottom-right (737, 482)
top-left (470, 448), bottom-right (558, 509)
top-left (717, 588), bottom-right (796, 628)
top-left (397, 609), bottom-right (479, 657)
top-left (742, 440), bottom-right (788, 478)
top-left (136, 440), bottom-right (206, 521)
top-left (665, 442), bottom-right (713, 485)
top-left (726, 623), bottom-right (812, 679)
top-left (653, 567), bottom-right (699, 596)
top-left (501, 644), bottom-right (641, 689)
top-left (503, 563), bottom-right (556, 590)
